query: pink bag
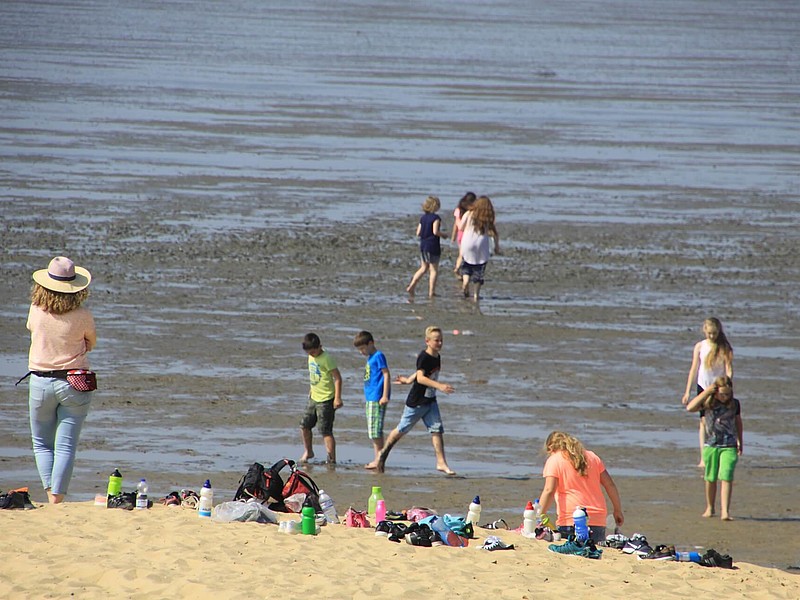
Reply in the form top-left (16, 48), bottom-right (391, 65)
top-left (344, 507), bottom-right (371, 528)
top-left (66, 370), bottom-right (97, 392)
top-left (406, 506), bottom-right (437, 522)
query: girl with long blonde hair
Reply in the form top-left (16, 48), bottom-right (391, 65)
top-left (458, 195), bottom-right (501, 301)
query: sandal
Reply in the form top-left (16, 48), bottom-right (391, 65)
top-left (180, 489), bottom-right (199, 509)
top-left (159, 491), bottom-right (182, 507)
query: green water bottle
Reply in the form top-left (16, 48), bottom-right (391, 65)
top-left (107, 469), bottom-right (122, 497)
top-left (301, 506), bottom-right (316, 535)
top-left (368, 486), bottom-right (383, 517)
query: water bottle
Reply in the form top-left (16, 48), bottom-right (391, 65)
top-left (301, 506), bottom-right (316, 535)
top-left (135, 479), bottom-right (149, 510)
top-left (466, 495), bottom-right (481, 525)
top-left (318, 489), bottom-right (339, 524)
top-left (533, 498), bottom-right (542, 524)
top-left (368, 486), bottom-right (383, 517)
top-left (676, 551), bottom-right (700, 563)
top-left (198, 479), bottom-right (213, 518)
top-left (523, 501), bottom-right (536, 535)
top-left (572, 506), bottom-right (589, 542)
top-left (107, 468), bottom-right (122, 497)
top-left (375, 499), bottom-right (386, 523)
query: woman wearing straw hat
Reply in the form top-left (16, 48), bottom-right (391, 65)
top-left (26, 256), bottom-right (96, 504)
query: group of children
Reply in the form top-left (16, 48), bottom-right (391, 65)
top-left (299, 326), bottom-right (456, 475)
top-left (300, 316), bottom-right (743, 521)
top-left (406, 193), bottom-right (501, 301)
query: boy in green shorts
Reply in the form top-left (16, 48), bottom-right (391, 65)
top-left (354, 331), bottom-right (391, 469)
top-left (300, 332), bottom-right (343, 464)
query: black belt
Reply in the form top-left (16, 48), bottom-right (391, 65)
top-left (15, 370), bottom-right (70, 386)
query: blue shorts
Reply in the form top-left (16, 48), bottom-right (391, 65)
top-left (396, 401), bottom-right (444, 434)
top-left (420, 251), bottom-right (441, 265)
top-left (461, 261), bottom-right (486, 284)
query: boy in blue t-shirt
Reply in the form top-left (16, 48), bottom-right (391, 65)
top-left (354, 331), bottom-right (391, 469)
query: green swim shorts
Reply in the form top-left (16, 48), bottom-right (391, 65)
top-left (703, 446), bottom-right (738, 482)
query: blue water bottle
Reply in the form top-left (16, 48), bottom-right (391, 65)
top-left (572, 506), bottom-right (589, 542)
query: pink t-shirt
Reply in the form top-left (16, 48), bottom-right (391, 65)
top-left (542, 449), bottom-right (608, 526)
top-left (27, 304), bottom-right (96, 371)
top-left (453, 207), bottom-right (465, 244)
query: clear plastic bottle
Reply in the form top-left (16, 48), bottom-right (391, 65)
top-left (523, 501), bottom-right (536, 535)
top-left (466, 495), bottom-right (481, 525)
top-left (572, 506), bottom-right (589, 541)
top-left (135, 479), bottom-right (149, 510)
top-left (318, 489), bottom-right (339, 524)
top-left (107, 468), bottom-right (122, 497)
top-left (533, 498), bottom-right (542, 525)
top-left (199, 479), bottom-right (213, 518)
top-left (367, 486), bottom-right (383, 517)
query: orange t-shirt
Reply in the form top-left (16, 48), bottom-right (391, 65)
top-left (27, 304), bottom-right (96, 371)
top-left (542, 449), bottom-right (608, 526)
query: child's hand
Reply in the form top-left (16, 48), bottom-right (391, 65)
top-left (379, 396), bottom-right (390, 406)
top-left (394, 375), bottom-right (411, 385)
top-left (440, 383), bottom-right (455, 394)
top-left (681, 392), bottom-right (689, 405)
top-left (333, 398), bottom-right (343, 410)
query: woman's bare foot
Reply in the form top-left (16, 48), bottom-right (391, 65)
top-left (437, 464), bottom-right (457, 476)
top-left (364, 462), bottom-right (378, 470)
top-left (721, 514), bottom-right (734, 521)
top-left (299, 452), bottom-right (314, 463)
top-left (47, 491), bottom-right (65, 504)
top-left (702, 509), bottom-right (715, 518)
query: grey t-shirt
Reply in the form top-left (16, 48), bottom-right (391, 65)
top-left (703, 397), bottom-right (741, 448)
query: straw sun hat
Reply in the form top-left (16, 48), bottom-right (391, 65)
top-left (32, 256), bottom-right (92, 293)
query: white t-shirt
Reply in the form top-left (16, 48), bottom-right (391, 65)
top-left (459, 212), bottom-right (491, 265)
top-left (697, 339), bottom-right (726, 389)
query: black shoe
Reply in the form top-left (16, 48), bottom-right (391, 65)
top-left (406, 530), bottom-right (433, 547)
top-left (387, 523), bottom-right (408, 542)
top-left (699, 549), bottom-right (734, 569)
top-left (107, 492), bottom-right (136, 510)
top-left (375, 520), bottom-right (392, 537)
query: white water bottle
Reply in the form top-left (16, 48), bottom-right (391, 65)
top-left (573, 506), bottom-right (589, 541)
top-left (533, 498), bottom-right (542, 525)
top-left (523, 501), bottom-right (536, 535)
top-left (318, 489), bottom-right (339, 524)
top-left (466, 495), bottom-right (481, 525)
top-left (199, 479), bottom-right (213, 517)
top-left (135, 479), bottom-right (149, 510)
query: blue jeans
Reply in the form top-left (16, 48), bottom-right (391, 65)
top-left (396, 401), bottom-right (444, 434)
top-left (29, 375), bottom-right (92, 495)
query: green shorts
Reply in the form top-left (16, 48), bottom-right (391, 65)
top-left (365, 401), bottom-right (386, 439)
top-left (300, 398), bottom-right (335, 435)
top-left (703, 446), bottom-right (738, 482)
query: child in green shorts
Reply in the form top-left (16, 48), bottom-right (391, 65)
top-left (686, 375), bottom-right (743, 521)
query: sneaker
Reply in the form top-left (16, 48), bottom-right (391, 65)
top-left (480, 535), bottom-right (515, 551)
top-left (534, 526), bottom-right (554, 542)
top-left (622, 534), bottom-right (652, 556)
top-left (601, 533), bottom-right (629, 549)
top-left (699, 549), bottom-right (734, 569)
top-left (406, 529), bottom-right (433, 547)
top-left (583, 538), bottom-right (604, 560)
top-left (107, 492), bottom-right (136, 510)
top-left (548, 535), bottom-right (591, 557)
top-left (638, 544), bottom-right (676, 561)
top-left (375, 520), bottom-right (393, 537)
top-left (387, 523), bottom-right (409, 542)
top-left (480, 519), bottom-right (509, 530)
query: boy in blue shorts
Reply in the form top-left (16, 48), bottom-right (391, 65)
top-left (300, 332), bottom-right (343, 464)
top-left (354, 331), bottom-right (391, 469)
top-left (686, 375), bottom-right (743, 521)
top-left (376, 326), bottom-right (456, 475)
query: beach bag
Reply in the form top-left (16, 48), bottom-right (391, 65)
top-left (234, 462), bottom-right (279, 504)
top-left (344, 507), bottom-right (371, 528)
top-left (233, 459), bottom-right (321, 513)
top-left (280, 462), bottom-right (321, 513)
top-left (66, 369), bottom-right (97, 392)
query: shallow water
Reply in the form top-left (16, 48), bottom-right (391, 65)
top-left (1, 0), bottom-right (799, 499)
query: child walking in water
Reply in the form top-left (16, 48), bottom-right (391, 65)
top-left (354, 331), bottom-right (391, 470)
top-left (406, 196), bottom-right (446, 298)
top-left (300, 333), bottom-right (343, 464)
top-left (459, 195), bottom-right (501, 301)
top-left (686, 376), bottom-right (743, 521)
top-left (681, 317), bottom-right (733, 467)
top-left (376, 326), bottom-right (456, 475)
top-left (450, 192), bottom-right (476, 276)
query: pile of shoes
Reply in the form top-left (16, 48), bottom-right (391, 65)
top-left (375, 521), bottom-right (443, 547)
top-left (601, 532), bottom-right (734, 568)
top-left (0, 487), bottom-right (36, 510)
top-left (107, 492), bottom-right (137, 510)
top-left (547, 535), bottom-right (603, 559)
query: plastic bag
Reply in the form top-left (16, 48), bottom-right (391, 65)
top-left (283, 493), bottom-right (306, 513)
top-left (211, 500), bottom-right (278, 524)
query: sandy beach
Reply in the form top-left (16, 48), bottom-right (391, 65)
top-left (1, 501), bottom-right (798, 599)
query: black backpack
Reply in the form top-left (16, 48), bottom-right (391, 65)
top-left (234, 459), bottom-right (321, 513)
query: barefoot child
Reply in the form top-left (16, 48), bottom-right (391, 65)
top-left (451, 192), bottom-right (476, 276)
top-left (686, 376), bottom-right (743, 521)
top-left (300, 333), bottom-right (343, 464)
top-left (406, 196), bottom-right (446, 297)
top-left (376, 326), bottom-right (456, 475)
top-left (681, 317), bottom-right (734, 467)
top-left (354, 331), bottom-right (391, 469)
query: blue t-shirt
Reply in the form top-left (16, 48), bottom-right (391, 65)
top-left (363, 350), bottom-right (389, 402)
top-left (419, 213), bottom-right (441, 255)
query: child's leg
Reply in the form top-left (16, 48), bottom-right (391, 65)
top-left (322, 434), bottom-right (336, 464)
top-left (407, 260), bottom-right (429, 294)
top-left (300, 427), bottom-right (314, 463)
top-left (454, 250), bottom-right (463, 275)
top-left (428, 261), bottom-right (439, 297)
top-left (376, 428), bottom-right (405, 473)
top-left (431, 432), bottom-right (455, 475)
top-left (703, 480), bottom-right (717, 517)
top-left (720, 481), bottom-right (734, 520)
top-left (472, 280), bottom-right (483, 301)
top-left (365, 436), bottom-right (384, 469)
top-left (461, 272), bottom-right (470, 297)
